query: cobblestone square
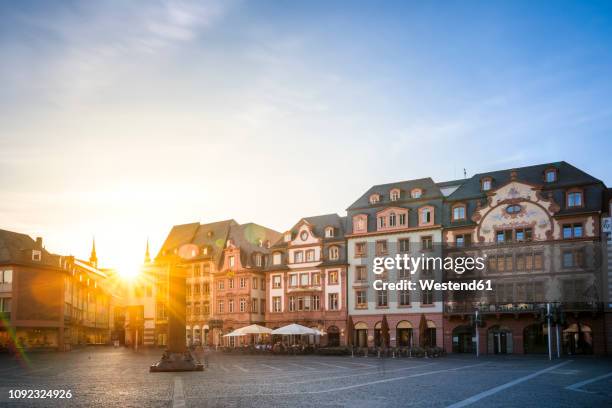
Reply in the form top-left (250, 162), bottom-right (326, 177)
top-left (1, 348), bottom-right (611, 407)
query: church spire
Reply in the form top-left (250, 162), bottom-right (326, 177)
top-left (90, 237), bottom-right (98, 268)
top-left (144, 239), bottom-right (151, 264)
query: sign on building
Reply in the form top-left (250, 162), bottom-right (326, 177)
top-left (602, 217), bottom-right (612, 233)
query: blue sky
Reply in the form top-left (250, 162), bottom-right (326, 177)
top-left (1, 1), bottom-right (611, 272)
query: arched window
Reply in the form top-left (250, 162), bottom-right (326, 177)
top-left (411, 188), bottom-right (422, 199)
top-left (481, 177), bottom-right (492, 191)
top-left (325, 226), bottom-right (335, 238)
top-left (544, 168), bottom-right (558, 183)
top-left (354, 322), bottom-right (368, 348)
top-left (452, 204), bottom-right (466, 221)
top-left (390, 189), bottom-right (401, 201)
top-left (396, 321), bottom-right (413, 347)
top-left (389, 212), bottom-right (397, 227)
top-left (419, 206), bottom-right (434, 226)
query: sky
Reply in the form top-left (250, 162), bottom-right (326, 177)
top-left (1, 0), bottom-right (611, 276)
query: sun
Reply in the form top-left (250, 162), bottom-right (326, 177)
top-left (115, 256), bottom-right (142, 282)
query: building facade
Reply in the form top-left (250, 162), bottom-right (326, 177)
top-left (265, 214), bottom-right (348, 346)
top-left (0, 231), bottom-right (117, 351)
top-left (346, 178), bottom-right (445, 349)
top-left (442, 162), bottom-right (607, 355)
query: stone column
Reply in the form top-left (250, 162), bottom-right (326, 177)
top-left (167, 262), bottom-right (187, 353)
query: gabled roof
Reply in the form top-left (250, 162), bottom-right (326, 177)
top-left (0, 228), bottom-right (58, 267)
top-left (227, 222), bottom-right (281, 255)
top-left (446, 161), bottom-right (603, 201)
top-left (347, 177), bottom-right (443, 210)
top-left (272, 213), bottom-right (347, 249)
top-left (156, 219), bottom-right (237, 263)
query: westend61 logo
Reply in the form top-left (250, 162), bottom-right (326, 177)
top-left (371, 254), bottom-right (493, 292)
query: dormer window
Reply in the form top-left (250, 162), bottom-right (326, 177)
top-left (369, 194), bottom-right (380, 204)
top-left (32, 250), bottom-right (41, 262)
top-left (353, 214), bottom-right (368, 234)
top-left (325, 227), bottom-right (335, 238)
top-left (255, 253), bottom-right (262, 267)
top-left (545, 168), bottom-right (557, 183)
top-left (229, 255), bottom-right (235, 268)
top-left (207, 231), bottom-right (213, 237)
top-left (390, 189), bottom-right (401, 201)
top-left (411, 189), bottom-right (422, 199)
top-left (329, 246), bottom-right (339, 260)
top-left (481, 177), bottom-right (492, 191)
top-left (273, 252), bottom-right (281, 265)
top-left (452, 204), bottom-right (466, 221)
top-left (258, 239), bottom-right (263, 247)
top-left (418, 206), bottom-right (434, 226)
top-left (567, 190), bottom-right (583, 208)
top-left (284, 232), bottom-right (292, 242)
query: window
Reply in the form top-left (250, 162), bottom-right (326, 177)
top-left (312, 273), bottom-right (320, 286)
top-left (398, 264), bottom-right (410, 279)
top-left (419, 207), bottom-right (433, 226)
top-left (355, 242), bottom-right (367, 257)
top-left (353, 215), bottom-right (367, 233)
top-left (203, 302), bottom-right (210, 315)
top-left (378, 216), bottom-right (387, 229)
top-left (239, 298), bottom-right (246, 312)
top-left (545, 169), bottom-right (557, 183)
top-left (193, 264), bottom-right (201, 276)
top-left (506, 204), bottom-right (522, 214)
top-left (284, 232), bottom-right (292, 242)
top-left (390, 189), bottom-right (400, 201)
top-left (261, 278), bottom-right (265, 289)
top-left (369, 194), bottom-right (380, 204)
top-left (377, 290), bottom-right (388, 307)
top-left (272, 297), bottom-right (281, 312)
top-left (562, 249), bottom-right (585, 268)
top-left (421, 289), bottom-right (433, 305)
top-left (563, 223), bottom-right (583, 239)
top-left (194, 284), bottom-right (201, 295)
top-left (290, 296), bottom-right (298, 312)
top-left (255, 253), bottom-right (262, 267)
top-left (355, 266), bottom-right (367, 282)
top-left (239, 277), bottom-right (246, 289)
top-left (273, 252), bottom-right (282, 265)
top-left (496, 229), bottom-right (513, 244)
top-left (218, 280), bottom-right (225, 290)
top-left (218, 300), bottom-right (224, 313)
top-left (356, 290), bottom-right (367, 307)
top-left (272, 275), bottom-right (282, 289)
top-left (389, 212), bottom-right (397, 227)
top-left (421, 236), bottom-right (433, 250)
top-left (567, 191), bottom-right (583, 208)
top-left (228, 299), bottom-right (234, 313)
top-left (325, 227), bottom-right (334, 238)
top-left (328, 270), bottom-right (339, 284)
top-left (481, 178), bottom-right (492, 191)
top-left (300, 273), bottom-right (309, 286)
top-left (0, 269), bottom-right (13, 283)
top-left (399, 289), bottom-right (410, 306)
top-left (452, 205), bottom-right (466, 221)
top-left (398, 238), bottom-right (410, 252)
top-left (229, 255), bottom-right (235, 268)
top-left (252, 298), bottom-right (258, 313)
top-left (306, 249), bottom-right (315, 262)
top-left (329, 246), bottom-right (339, 260)
top-left (289, 274), bottom-right (298, 287)
top-left (252, 277), bottom-right (258, 289)
top-left (399, 213), bottom-right (407, 226)
top-left (376, 240), bottom-right (388, 255)
top-left (228, 279), bottom-right (234, 289)
top-left (455, 234), bottom-right (466, 247)
top-left (312, 295), bottom-right (320, 310)
top-left (194, 305), bottom-right (200, 316)
top-left (260, 299), bottom-right (265, 314)
top-left (32, 250), bottom-right (41, 261)
top-left (411, 189), bottom-right (422, 199)
top-left (515, 228), bottom-right (532, 242)
top-left (328, 293), bottom-right (339, 310)
top-left (294, 251), bottom-right (303, 263)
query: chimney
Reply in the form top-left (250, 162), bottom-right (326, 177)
top-left (35, 237), bottom-right (43, 249)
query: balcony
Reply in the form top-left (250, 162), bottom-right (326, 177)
top-left (0, 283), bottom-right (11, 292)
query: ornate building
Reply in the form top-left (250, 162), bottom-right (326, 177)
top-left (442, 162), bottom-right (607, 355)
top-left (265, 214), bottom-right (348, 346)
top-left (346, 178), bottom-right (445, 349)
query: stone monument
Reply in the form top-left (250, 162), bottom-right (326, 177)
top-left (150, 248), bottom-right (204, 372)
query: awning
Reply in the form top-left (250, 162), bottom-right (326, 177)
top-left (271, 323), bottom-right (319, 335)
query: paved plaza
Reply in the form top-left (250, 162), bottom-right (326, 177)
top-left (0, 348), bottom-right (611, 407)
